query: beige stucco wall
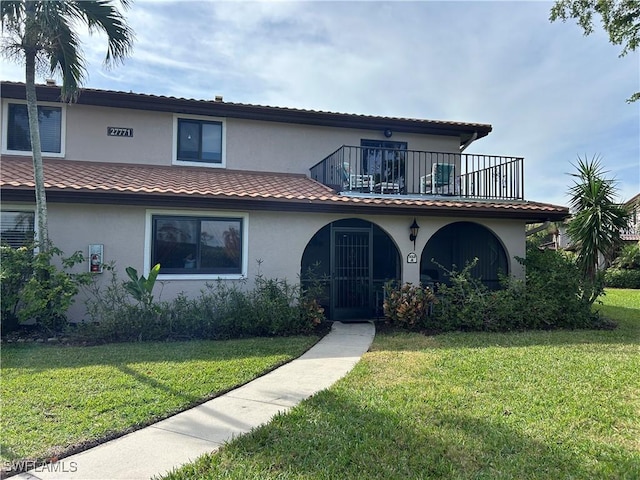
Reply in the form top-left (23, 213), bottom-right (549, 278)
top-left (2, 99), bottom-right (461, 173)
top-left (225, 118), bottom-right (459, 174)
top-left (64, 104), bottom-right (172, 164)
top-left (11, 201), bottom-right (526, 322)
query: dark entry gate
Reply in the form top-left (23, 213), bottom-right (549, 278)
top-left (301, 219), bottom-right (401, 321)
top-left (332, 228), bottom-right (372, 320)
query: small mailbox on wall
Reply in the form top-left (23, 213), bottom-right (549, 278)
top-left (89, 244), bottom-right (104, 273)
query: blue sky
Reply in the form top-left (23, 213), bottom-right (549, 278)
top-left (2, 0), bottom-right (638, 206)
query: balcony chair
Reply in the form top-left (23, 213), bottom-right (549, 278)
top-left (349, 174), bottom-right (374, 192)
top-left (374, 181), bottom-right (400, 194)
top-left (420, 163), bottom-right (456, 195)
top-left (338, 161), bottom-right (350, 189)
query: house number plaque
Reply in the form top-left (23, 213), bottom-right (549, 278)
top-left (407, 252), bottom-right (418, 263)
top-left (107, 127), bottom-right (133, 137)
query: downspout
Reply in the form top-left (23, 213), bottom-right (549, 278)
top-left (460, 131), bottom-right (478, 152)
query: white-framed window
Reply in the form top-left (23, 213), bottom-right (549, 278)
top-left (2, 100), bottom-right (66, 157)
top-left (172, 114), bottom-right (226, 167)
top-left (0, 208), bottom-right (36, 248)
top-left (144, 209), bottom-right (247, 280)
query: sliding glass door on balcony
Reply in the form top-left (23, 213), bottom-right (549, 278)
top-left (361, 140), bottom-right (407, 193)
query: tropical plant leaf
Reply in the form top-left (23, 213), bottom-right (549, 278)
top-left (125, 266), bottom-right (139, 283)
top-left (146, 264), bottom-right (161, 293)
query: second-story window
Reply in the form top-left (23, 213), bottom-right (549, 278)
top-left (177, 118), bottom-right (222, 164)
top-left (6, 103), bottom-right (62, 154)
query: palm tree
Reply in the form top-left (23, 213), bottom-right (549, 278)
top-left (567, 155), bottom-right (630, 300)
top-left (1, 0), bottom-right (134, 250)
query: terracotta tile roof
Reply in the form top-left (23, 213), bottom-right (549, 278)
top-left (1, 155), bottom-right (337, 199)
top-left (0, 155), bottom-right (569, 220)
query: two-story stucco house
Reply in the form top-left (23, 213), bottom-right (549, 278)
top-left (0, 81), bottom-right (568, 321)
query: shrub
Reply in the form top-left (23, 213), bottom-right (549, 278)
top-left (195, 274), bottom-right (323, 338)
top-left (198, 280), bottom-right (253, 339)
top-left (604, 268), bottom-right (640, 288)
top-left (248, 277), bottom-right (294, 335)
top-left (612, 242), bottom-right (640, 270)
top-left (517, 248), bottom-right (600, 329)
top-left (1, 244), bottom-right (90, 334)
top-left (383, 281), bottom-right (436, 329)
top-left (76, 262), bottom-right (325, 343)
top-left (382, 249), bottom-right (602, 333)
top-left (480, 282), bottom-right (530, 331)
top-left (79, 265), bottom-right (174, 342)
top-left (430, 259), bottom-right (493, 331)
top-left (1, 245), bottom-right (33, 333)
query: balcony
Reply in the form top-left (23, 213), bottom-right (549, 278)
top-left (310, 146), bottom-right (524, 201)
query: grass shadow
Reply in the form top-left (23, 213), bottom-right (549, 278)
top-left (0, 335), bottom-right (324, 471)
top-left (0, 335), bottom-right (322, 372)
top-left (166, 388), bottom-right (631, 479)
top-left (372, 310), bottom-right (639, 352)
top-left (114, 364), bottom-right (202, 404)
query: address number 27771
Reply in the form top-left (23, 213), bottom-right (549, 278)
top-left (107, 127), bottom-right (133, 137)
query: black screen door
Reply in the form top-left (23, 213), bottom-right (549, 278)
top-left (331, 228), bottom-right (373, 320)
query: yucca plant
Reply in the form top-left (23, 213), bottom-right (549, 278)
top-left (567, 155), bottom-right (630, 303)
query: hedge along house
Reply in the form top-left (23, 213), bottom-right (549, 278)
top-left (0, 81), bottom-right (568, 321)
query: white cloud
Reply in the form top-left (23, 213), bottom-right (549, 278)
top-left (2, 0), bottom-right (637, 205)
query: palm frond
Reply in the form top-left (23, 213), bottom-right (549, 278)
top-left (65, 0), bottom-right (134, 67)
top-left (1, 0), bottom-right (134, 96)
top-left (1, 0), bottom-right (25, 30)
top-left (47, 19), bottom-right (86, 101)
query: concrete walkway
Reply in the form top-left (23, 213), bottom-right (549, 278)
top-left (14, 321), bottom-right (375, 480)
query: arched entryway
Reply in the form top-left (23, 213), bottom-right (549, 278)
top-left (301, 219), bottom-right (401, 321)
top-left (420, 222), bottom-right (508, 289)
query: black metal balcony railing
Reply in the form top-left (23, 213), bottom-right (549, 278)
top-left (310, 145), bottom-right (524, 200)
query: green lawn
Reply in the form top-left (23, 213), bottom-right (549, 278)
top-left (163, 289), bottom-right (640, 480)
top-left (0, 336), bottom-right (320, 463)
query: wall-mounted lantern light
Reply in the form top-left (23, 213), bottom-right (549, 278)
top-left (409, 218), bottom-right (420, 250)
